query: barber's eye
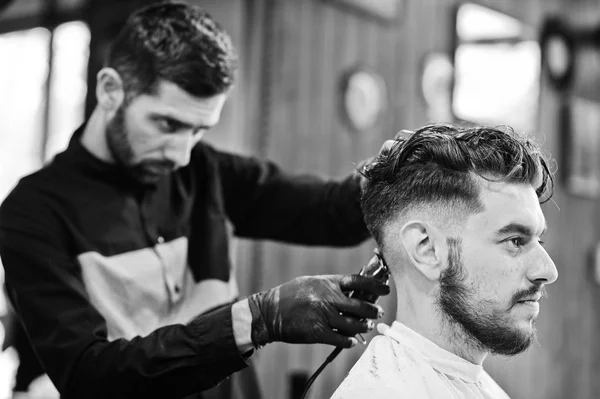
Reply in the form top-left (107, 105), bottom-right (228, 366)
top-left (158, 119), bottom-right (179, 133)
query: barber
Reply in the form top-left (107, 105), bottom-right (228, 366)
top-left (0, 2), bottom-right (391, 398)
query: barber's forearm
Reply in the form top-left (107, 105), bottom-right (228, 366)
top-left (236, 174), bottom-right (369, 246)
top-left (321, 172), bottom-right (370, 245)
top-left (63, 303), bottom-right (250, 398)
top-left (232, 298), bottom-right (255, 354)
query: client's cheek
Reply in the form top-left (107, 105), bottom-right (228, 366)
top-left (467, 274), bottom-right (497, 296)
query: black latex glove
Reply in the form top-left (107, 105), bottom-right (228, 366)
top-left (247, 274), bottom-right (390, 349)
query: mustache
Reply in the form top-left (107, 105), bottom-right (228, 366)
top-left (511, 284), bottom-right (548, 305)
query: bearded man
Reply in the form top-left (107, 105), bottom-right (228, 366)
top-left (332, 123), bottom-right (558, 399)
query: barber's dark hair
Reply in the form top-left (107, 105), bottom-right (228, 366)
top-left (105, 1), bottom-right (238, 101)
top-left (361, 123), bottom-right (554, 245)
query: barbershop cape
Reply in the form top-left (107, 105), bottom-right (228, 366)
top-left (331, 322), bottom-right (511, 399)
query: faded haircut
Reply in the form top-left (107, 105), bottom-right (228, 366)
top-left (360, 123), bottom-right (554, 247)
top-left (105, 1), bottom-right (238, 102)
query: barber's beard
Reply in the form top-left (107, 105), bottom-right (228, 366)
top-left (436, 237), bottom-right (539, 357)
top-left (106, 104), bottom-right (133, 166)
top-left (105, 105), bottom-right (161, 185)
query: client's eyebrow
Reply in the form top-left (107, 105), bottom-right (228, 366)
top-left (495, 222), bottom-right (547, 237)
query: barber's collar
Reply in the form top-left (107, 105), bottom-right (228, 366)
top-left (378, 321), bottom-right (485, 384)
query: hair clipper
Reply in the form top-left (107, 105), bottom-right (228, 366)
top-left (347, 249), bottom-right (390, 344)
top-left (300, 249), bottom-right (391, 399)
top-left (349, 248), bottom-right (390, 304)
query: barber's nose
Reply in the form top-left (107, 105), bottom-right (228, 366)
top-left (527, 246), bottom-right (558, 285)
top-left (164, 131), bottom-right (194, 168)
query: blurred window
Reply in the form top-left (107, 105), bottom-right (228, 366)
top-left (0, 21), bottom-right (90, 205)
top-left (0, 27), bottom-right (50, 210)
top-left (452, 3), bottom-right (541, 133)
top-left (47, 21), bottom-right (91, 159)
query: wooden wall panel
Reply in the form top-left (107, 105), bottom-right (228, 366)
top-left (247, 1), bottom-right (403, 398)
top-left (189, 0), bottom-right (246, 154)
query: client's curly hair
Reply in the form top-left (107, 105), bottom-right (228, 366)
top-left (360, 123), bottom-right (554, 245)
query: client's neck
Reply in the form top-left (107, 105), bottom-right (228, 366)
top-left (394, 278), bottom-right (488, 365)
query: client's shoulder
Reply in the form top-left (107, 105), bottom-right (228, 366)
top-left (330, 334), bottom-right (438, 399)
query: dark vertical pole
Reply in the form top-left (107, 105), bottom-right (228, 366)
top-left (250, 0), bottom-right (277, 295)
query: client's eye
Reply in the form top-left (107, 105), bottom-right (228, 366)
top-left (508, 237), bottom-right (524, 248)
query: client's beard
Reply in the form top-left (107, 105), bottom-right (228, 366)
top-left (436, 237), bottom-right (539, 356)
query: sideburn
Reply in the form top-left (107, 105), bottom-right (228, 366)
top-left (105, 103), bottom-right (134, 166)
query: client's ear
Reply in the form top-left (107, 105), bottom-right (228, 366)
top-left (400, 221), bottom-right (446, 281)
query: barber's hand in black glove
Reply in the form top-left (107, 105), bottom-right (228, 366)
top-left (247, 274), bottom-right (390, 349)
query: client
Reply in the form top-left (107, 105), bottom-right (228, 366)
top-left (332, 123), bottom-right (558, 398)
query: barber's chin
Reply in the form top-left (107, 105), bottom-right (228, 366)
top-left (131, 169), bottom-right (166, 185)
top-left (138, 174), bottom-right (162, 185)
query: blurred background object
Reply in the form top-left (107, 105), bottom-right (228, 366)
top-left (421, 52), bottom-right (454, 122)
top-left (540, 11), bottom-right (600, 200)
top-left (452, 2), bottom-right (541, 134)
top-left (1, 0), bottom-right (600, 398)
